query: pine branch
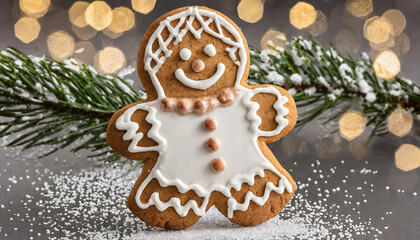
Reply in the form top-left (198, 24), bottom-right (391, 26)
top-left (248, 37), bottom-right (420, 140)
top-left (0, 47), bottom-right (143, 161)
top-left (1, 37), bottom-right (419, 162)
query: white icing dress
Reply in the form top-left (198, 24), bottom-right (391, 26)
top-left (116, 86), bottom-right (293, 218)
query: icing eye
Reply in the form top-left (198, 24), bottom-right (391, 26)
top-left (179, 48), bottom-right (191, 61)
top-left (204, 44), bottom-right (216, 57)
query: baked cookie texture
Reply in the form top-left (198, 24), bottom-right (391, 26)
top-left (107, 6), bottom-right (297, 229)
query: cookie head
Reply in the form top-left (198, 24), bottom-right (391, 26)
top-left (138, 7), bottom-right (250, 99)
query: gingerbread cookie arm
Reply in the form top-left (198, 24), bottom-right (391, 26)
top-left (107, 101), bottom-right (160, 161)
top-left (247, 85), bottom-right (297, 143)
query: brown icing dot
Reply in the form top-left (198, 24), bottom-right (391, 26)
top-left (203, 118), bottom-right (217, 132)
top-left (177, 99), bottom-right (192, 114)
top-left (194, 99), bottom-right (208, 113)
top-left (205, 137), bottom-right (220, 151)
top-left (208, 98), bottom-right (219, 110)
top-left (211, 158), bottom-right (225, 173)
top-left (218, 89), bottom-right (234, 105)
top-left (161, 98), bottom-right (174, 111)
top-left (192, 59), bottom-right (205, 72)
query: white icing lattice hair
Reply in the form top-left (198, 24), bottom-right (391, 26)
top-left (143, 7), bottom-right (248, 98)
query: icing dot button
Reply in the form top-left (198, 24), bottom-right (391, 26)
top-left (161, 98), bottom-right (175, 111)
top-left (177, 98), bottom-right (193, 115)
top-left (203, 118), bottom-right (217, 132)
top-left (205, 137), bottom-right (220, 151)
top-left (211, 158), bottom-right (225, 173)
top-left (218, 89), bottom-right (234, 105)
top-left (194, 99), bottom-right (208, 113)
top-left (192, 59), bottom-right (205, 72)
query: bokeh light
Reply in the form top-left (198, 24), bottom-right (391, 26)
top-left (373, 50), bottom-right (401, 80)
top-left (369, 36), bottom-right (395, 52)
top-left (73, 41), bottom-right (96, 66)
top-left (131, 0), bottom-right (156, 14)
top-left (47, 31), bottom-right (75, 60)
top-left (393, 33), bottom-right (410, 56)
top-left (382, 9), bottom-right (406, 36)
top-left (72, 24), bottom-right (97, 41)
top-left (102, 28), bottom-right (123, 39)
top-left (387, 108), bottom-right (413, 137)
top-left (364, 16), bottom-right (393, 44)
top-left (237, 0), bottom-right (264, 23)
top-left (395, 144), bottom-right (420, 171)
top-left (306, 11), bottom-right (328, 37)
top-left (84, 1), bottom-right (113, 31)
top-left (107, 7), bottom-right (135, 34)
top-left (345, 0), bottom-right (373, 18)
top-left (19, 0), bottom-right (50, 18)
top-left (335, 29), bottom-right (361, 53)
top-left (261, 29), bottom-right (286, 54)
top-left (14, 17), bottom-right (41, 44)
top-left (69, 1), bottom-right (89, 28)
top-left (95, 47), bottom-right (126, 74)
top-left (339, 110), bottom-right (366, 141)
top-left (289, 2), bottom-right (317, 30)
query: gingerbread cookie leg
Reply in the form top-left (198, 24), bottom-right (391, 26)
top-left (127, 158), bottom-right (205, 229)
top-left (214, 169), bottom-right (295, 226)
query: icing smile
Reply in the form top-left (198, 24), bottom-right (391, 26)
top-left (175, 63), bottom-right (225, 90)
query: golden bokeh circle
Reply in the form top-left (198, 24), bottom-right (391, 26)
top-left (95, 47), bottom-right (126, 74)
top-left (345, 0), bottom-right (373, 18)
top-left (387, 108), bottom-right (413, 137)
top-left (306, 11), bottom-right (328, 37)
top-left (69, 1), bottom-right (90, 28)
top-left (107, 7), bottom-right (135, 34)
top-left (364, 16), bottom-right (393, 44)
top-left (237, 0), bottom-right (264, 23)
top-left (260, 29), bottom-right (286, 53)
top-left (339, 110), bottom-right (366, 141)
top-left (373, 50), bottom-right (401, 80)
top-left (47, 31), bottom-right (75, 60)
top-left (382, 9), bottom-right (406, 36)
top-left (14, 17), bottom-right (41, 44)
top-left (395, 144), bottom-right (420, 171)
top-left (19, 0), bottom-right (50, 18)
top-left (84, 1), bottom-right (113, 31)
top-left (289, 2), bottom-right (317, 30)
top-left (131, 0), bottom-right (156, 14)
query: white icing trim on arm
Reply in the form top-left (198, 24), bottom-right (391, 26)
top-left (243, 86), bottom-right (290, 137)
top-left (115, 102), bottom-right (165, 153)
top-left (175, 63), bottom-right (225, 90)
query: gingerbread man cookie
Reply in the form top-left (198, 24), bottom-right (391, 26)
top-left (107, 6), bottom-right (297, 229)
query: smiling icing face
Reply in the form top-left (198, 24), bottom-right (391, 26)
top-left (152, 32), bottom-right (241, 98)
top-left (141, 7), bottom-right (248, 99)
top-left (175, 44), bottom-right (225, 90)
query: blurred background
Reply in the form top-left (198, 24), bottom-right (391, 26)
top-left (0, 0), bottom-right (420, 239)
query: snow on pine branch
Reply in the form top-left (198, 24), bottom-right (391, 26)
top-left (248, 37), bottom-right (420, 137)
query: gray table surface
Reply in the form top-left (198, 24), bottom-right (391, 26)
top-left (1, 0), bottom-right (420, 239)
